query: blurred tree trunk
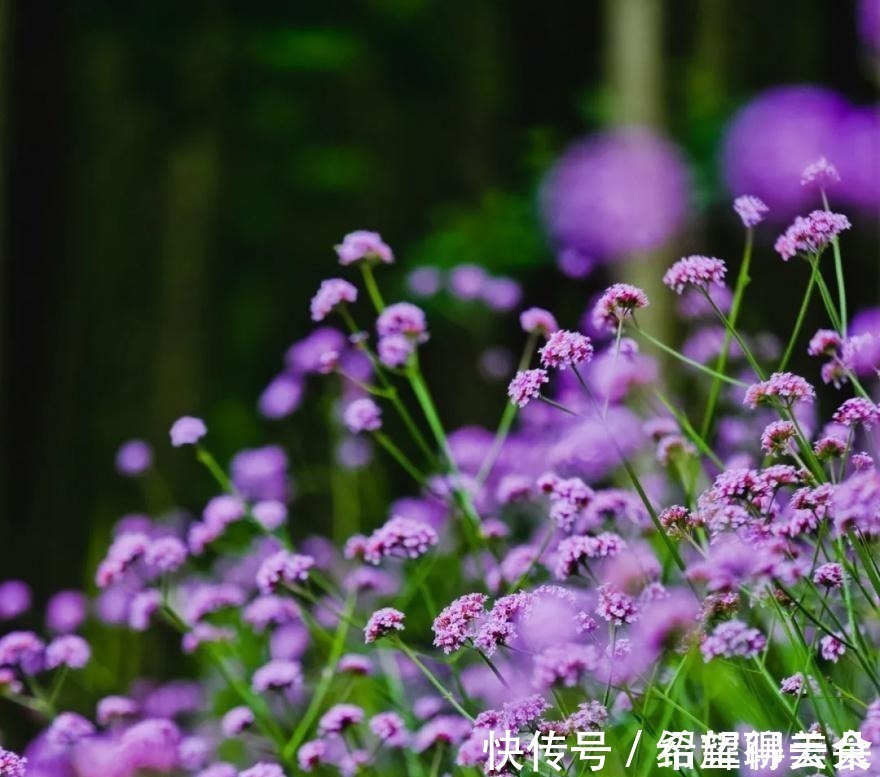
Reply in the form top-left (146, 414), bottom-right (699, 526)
top-left (603, 0), bottom-right (673, 347)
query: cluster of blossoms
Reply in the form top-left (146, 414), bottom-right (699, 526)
top-left (3, 150), bottom-right (880, 777)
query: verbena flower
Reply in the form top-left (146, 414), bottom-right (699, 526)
top-left (813, 562), bottom-right (844, 588)
top-left (432, 593), bottom-right (487, 654)
top-left (96, 695), bottom-right (139, 725)
top-left (252, 660), bottom-right (302, 693)
top-left (520, 307), bottom-right (559, 336)
top-left (318, 703), bottom-right (364, 736)
top-left (343, 398), bottom-right (382, 434)
top-left (310, 278), bottom-right (358, 322)
top-left (364, 608), bottom-right (405, 644)
top-left (507, 368), bottom-right (548, 407)
top-left (733, 195), bottom-right (769, 227)
top-left (662, 256), bottom-right (727, 295)
top-left (760, 420), bottom-right (797, 455)
top-left (832, 397), bottom-right (880, 428)
top-left (335, 230), bottom-right (393, 265)
top-left (0, 748), bottom-right (27, 777)
top-left (701, 620), bottom-right (766, 661)
top-left (539, 329), bottom-right (594, 370)
top-left (370, 711), bottom-right (408, 746)
top-left (800, 156), bottom-right (840, 189)
top-left (820, 634), bottom-right (846, 663)
top-left (376, 302), bottom-right (427, 339)
top-left (592, 283), bottom-right (649, 331)
top-left (115, 439), bottom-right (153, 476)
top-left (169, 415), bottom-right (207, 447)
top-left (0, 581), bottom-right (31, 620)
top-left (256, 552), bottom-right (315, 594)
top-left (743, 372), bottom-right (816, 408)
top-left (774, 210), bottom-right (852, 260)
top-left (47, 712), bottom-right (95, 746)
top-left (361, 516), bottom-right (437, 564)
top-left (44, 635), bottom-right (91, 670)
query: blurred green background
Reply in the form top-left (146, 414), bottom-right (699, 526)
top-left (0, 0), bottom-right (877, 600)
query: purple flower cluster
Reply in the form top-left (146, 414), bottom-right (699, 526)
top-left (774, 210), bottom-right (851, 260)
top-left (662, 256), bottom-right (727, 295)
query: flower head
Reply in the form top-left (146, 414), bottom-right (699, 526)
top-left (364, 608), bottom-right (405, 644)
top-left (507, 369), bottom-right (548, 408)
top-left (256, 552), bottom-right (315, 595)
top-left (800, 156), bottom-right (840, 189)
top-left (520, 307), bottom-right (559, 337)
top-left (733, 195), bottom-right (769, 228)
top-left (310, 278), bottom-right (358, 322)
top-left (376, 302), bottom-right (427, 339)
top-left (662, 256), bottom-right (727, 295)
top-left (432, 593), bottom-right (488, 654)
top-left (115, 439), bottom-right (153, 476)
top-left (319, 704), bottom-right (364, 735)
top-left (343, 398), bottom-right (382, 434)
top-left (592, 284), bottom-right (649, 332)
top-left (335, 230), bottom-right (393, 265)
top-left (45, 635), bottom-right (91, 670)
top-left (170, 416), bottom-right (207, 447)
top-left (774, 210), bottom-right (851, 260)
top-left (743, 372), bottom-right (816, 408)
top-left (701, 620), bottom-right (766, 661)
top-left (362, 516), bottom-right (437, 564)
top-left (760, 420), bottom-right (797, 456)
top-left (832, 398), bottom-right (880, 428)
top-left (539, 330), bottom-right (594, 370)
top-left (0, 748), bottom-right (26, 777)
top-left (252, 660), bottom-right (302, 693)
top-left (240, 764), bottom-right (286, 777)
top-left (370, 711), bottom-right (408, 746)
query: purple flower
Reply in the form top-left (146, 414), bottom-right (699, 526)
top-left (96, 531), bottom-right (151, 588)
top-left (362, 515), bottom-right (438, 564)
top-left (832, 398), bottom-right (880, 428)
top-left (774, 210), bottom-right (851, 260)
top-left (733, 195), bottom-right (769, 228)
top-left (760, 420), bottom-right (796, 455)
top-left (596, 584), bottom-right (639, 625)
top-left (556, 246), bottom-right (595, 278)
top-left (47, 712), bottom-right (95, 747)
top-left (0, 630), bottom-right (44, 673)
top-left (318, 703), bottom-right (364, 735)
top-left (96, 695), bottom-right (139, 725)
top-left (370, 711), bottom-right (408, 746)
top-left (592, 284), bottom-right (650, 332)
top-left (364, 607), bottom-right (405, 644)
top-left (407, 266), bottom-right (441, 296)
top-left (0, 581), bottom-right (31, 620)
top-left (243, 595), bottom-right (299, 632)
top-left (258, 374), bottom-right (304, 419)
top-left (45, 635), bottom-right (90, 670)
top-left (701, 620), bottom-right (766, 661)
top-left (129, 590), bottom-right (161, 631)
top-left (310, 278), bottom-right (358, 322)
top-left (541, 128), bottom-right (690, 260)
top-left (335, 230), bottom-right (394, 265)
top-left (169, 416), bottom-right (207, 447)
top-left (520, 307), bottom-right (559, 337)
top-left (413, 715), bottom-right (472, 752)
top-left (222, 706), bottom-right (255, 737)
top-left (46, 590), bottom-right (87, 634)
top-left (533, 643), bottom-right (599, 687)
top-left (377, 334), bottom-right (413, 367)
top-left (285, 327), bottom-right (346, 374)
top-left (120, 718), bottom-right (182, 772)
top-left (252, 500), bottom-right (287, 531)
top-left (662, 256), bottom-right (727, 295)
top-left (256, 551), bottom-right (315, 594)
top-left (240, 763), bottom-right (286, 777)
top-left (482, 277), bottom-right (522, 311)
top-left (0, 748), bottom-right (26, 777)
top-left (376, 302), bottom-right (427, 339)
top-left (144, 536), bottom-right (188, 573)
top-left (813, 562), bottom-right (844, 588)
top-left (507, 368), bottom-right (549, 408)
top-left (183, 624), bottom-right (235, 654)
top-left (298, 740), bottom-right (328, 772)
top-left (252, 659), bottom-right (302, 693)
top-left (115, 439), bottom-right (153, 476)
top-left (833, 470), bottom-right (880, 535)
top-left (554, 533), bottom-right (625, 578)
top-left (743, 372), bottom-right (815, 408)
top-left (539, 329), bottom-right (594, 371)
top-left (820, 634), bottom-right (846, 662)
top-left (343, 398), bottom-right (382, 434)
top-left (231, 445), bottom-right (290, 502)
top-left (183, 583), bottom-right (246, 623)
top-left (338, 654), bottom-right (372, 674)
top-left (432, 593), bottom-right (488, 653)
top-left (197, 763), bottom-right (237, 777)
top-left (801, 156), bottom-right (840, 189)
top-left (448, 264), bottom-right (487, 299)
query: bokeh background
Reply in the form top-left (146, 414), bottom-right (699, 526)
top-left (1, 0), bottom-right (878, 607)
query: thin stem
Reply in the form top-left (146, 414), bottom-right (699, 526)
top-left (196, 446), bottom-right (233, 492)
top-left (633, 324), bottom-right (747, 386)
top-left (373, 431), bottom-right (428, 486)
top-left (822, 190), bottom-right (847, 336)
top-left (393, 638), bottom-right (473, 722)
top-left (704, 290), bottom-right (765, 380)
top-left (359, 262), bottom-right (386, 312)
top-left (778, 268), bottom-right (817, 372)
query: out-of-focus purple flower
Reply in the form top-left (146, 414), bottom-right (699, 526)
top-left (46, 590), bottom-right (88, 634)
top-left (448, 265), bottom-right (487, 299)
top-left (310, 278), bottom-right (358, 322)
top-left (701, 620), bottom-right (766, 661)
top-left (45, 635), bottom-right (90, 670)
top-left (97, 695), bottom-right (139, 725)
top-left (178, 736), bottom-right (210, 771)
top-left (722, 86), bottom-right (859, 216)
top-left (376, 302), bottom-right (427, 339)
top-left (847, 308), bottom-right (880, 376)
top-left (632, 589), bottom-right (698, 657)
top-left (338, 654), bottom-right (372, 675)
top-left (343, 398), bottom-right (382, 434)
top-left (258, 374), bottom-right (304, 420)
top-left (240, 763), bottom-right (286, 777)
top-left (801, 156), bottom-right (840, 189)
top-left (407, 266), bottom-right (441, 296)
top-left (520, 307), bottom-right (558, 337)
top-left (774, 210), bottom-right (851, 260)
top-left (335, 230), bottom-right (393, 266)
top-left (252, 500), bottom-right (287, 531)
top-left (169, 416), bottom-right (207, 447)
top-left (285, 328), bottom-right (346, 375)
top-left (481, 277), bottom-right (522, 311)
top-left (733, 195), bottom-right (769, 228)
top-left (532, 643), bottom-right (599, 688)
top-left (197, 763), bottom-right (237, 777)
top-left (507, 369), bottom-right (548, 408)
top-left (370, 711), bottom-right (408, 746)
top-left (318, 704), bottom-right (364, 735)
top-left (541, 128), bottom-right (691, 260)
top-left (820, 633), bottom-right (846, 662)
top-left (662, 256), bottom-right (727, 295)
top-left (221, 706), bottom-right (254, 737)
top-left (833, 398), bottom-right (880, 428)
top-left (413, 715), bottom-right (472, 752)
top-left (297, 740), bottom-right (328, 772)
top-left (95, 532), bottom-right (150, 588)
top-left (115, 440), bottom-right (153, 476)
top-left (833, 469), bottom-right (880, 535)
top-left (362, 516), bottom-right (438, 564)
top-left (0, 581), bottom-right (31, 620)
top-left (47, 712), bottom-right (95, 747)
top-left (183, 583), bottom-right (246, 624)
top-left (252, 659), bottom-right (302, 693)
top-left (243, 595), bottom-right (299, 632)
top-left (556, 247), bottom-right (595, 278)
top-left (231, 445), bottom-right (290, 502)
top-left (256, 551), bottom-right (315, 595)
top-left (377, 334), bottom-right (413, 367)
top-left (144, 536), bottom-right (187, 574)
top-left (364, 607), bottom-right (405, 644)
top-left (120, 717), bottom-right (181, 772)
top-left (592, 284), bottom-right (649, 332)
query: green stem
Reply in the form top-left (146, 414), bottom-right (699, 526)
top-left (360, 262), bottom-right (386, 312)
top-left (196, 445), bottom-right (233, 492)
top-left (633, 325), bottom-right (747, 386)
top-left (778, 268), bottom-right (817, 372)
top-left (393, 638), bottom-right (473, 721)
top-left (373, 430), bottom-right (428, 485)
top-left (822, 190), bottom-right (847, 336)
